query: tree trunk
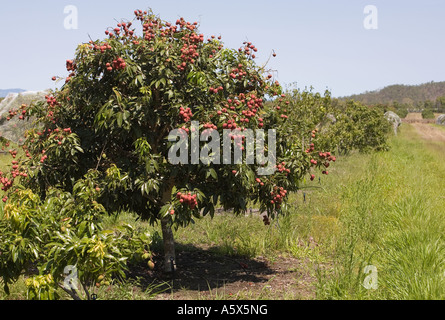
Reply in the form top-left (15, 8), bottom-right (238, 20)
top-left (161, 215), bottom-right (176, 273)
top-left (160, 182), bottom-right (176, 273)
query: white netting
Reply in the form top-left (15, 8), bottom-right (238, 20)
top-left (437, 114), bottom-right (445, 126)
top-left (0, 91), bottom-right (48, 145)
top-left (384, 111), bottom-right (402, 135)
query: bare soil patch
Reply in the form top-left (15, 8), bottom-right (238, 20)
top-left (128, 244), bottom-right (318, 300)
top-left (410, 123), bottom-right (445, 143)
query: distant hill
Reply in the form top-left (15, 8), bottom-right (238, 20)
top-left (340, 81), bottom-right (445, 106)
top-left (0, 88), bottom-right (26, 98)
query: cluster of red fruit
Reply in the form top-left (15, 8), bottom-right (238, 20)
top-left (222, 119), bottom-right (238, 130)
top-left (309, 152), bottom-right (336, 169)
top-left (8, 149), bottom-right (18, 159)
top-left (40, 152), bottom-right (48, 164)
top-left (201, 123), bottom-right (218, 139)
top-left (203, 123), bottom-right (218, 131)
top-left (93, 42), bottom-right (112, 53)
top-left (311, 129), bottom-right (317, 139)
top-left (273, 95), bottom-right (289, 119)
top-left (276, 162), bottom-right (291, 175)
top-left (34, 127), bottom-right (70, 138)
top-left (45, 96), bottom-right (58, 108)
top-left (142, 20), bottom-right (160, 42)
top-left (134, 9), bottom-right (148, 20)
top-left (302, 128), bottom-right (337, 180)
top-left (66, 59), bottom-right (75, 72)
top-left (258, 118), bottom-right (264, 128)
top-left (255, 178), bottom-right (265, 186)
top-left (209, 86), bottom-right (224, 94)
top-left (65, 59), bottom-right (77, 82)
top-left (178, 30), bottom-right (204, 70)
top-left (176, 192), bottom-right (198, 210)
top-left (0, 158), bottom-right (28, 195)
top-left (270, 187), bottom-right (288, 209)
top-left (305, 142), bottom-right (316, 154)
top-left (10, 161), bottom-right (27, 179)
top-left (217, 93), bottom-right (265, 130)
top-left (228, 130), bottom-right (246, 141)
top-left (136, 13), bottom-right (197, 46)
top-left (179, 106), bottom-right (193, 123)
top-left (22, 145), bottom-right (31, 159)
top-left (135, 12), bottom-right (160, 41)
top-left (229, 64), bottom-right (248, 80)
top-left (179, 126), bottom-right (190, 135)
top-left (0, 174), bottom-right (13, 193)
top-left (239, 41), bottom-right (258, 59)
top-left (241, 94), bottom-right (263, 122)
top-left (319, 152), bottom-right (336, 164)
top-left (6, 109), bottom-right (22, 122)
top-left (5, 104), bottom-right (27, 122)
top-left (105, 57), bottom-right (126, 72)
top-left (320, 152), bottom-right (336, 175)
top-left (308, 150), bottom-right (337, 179)
top-left (105, 21), bottom-right (134, 39)
top-left (176, 17), bottom-right (198, 31)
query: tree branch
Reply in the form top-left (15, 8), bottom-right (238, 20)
top-left (82, 282), bottom-right (91, 300)
top-left (58, 283), bottom-right (83, 300)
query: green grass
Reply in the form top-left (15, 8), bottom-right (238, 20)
top-left (314, 124), bottom-right (445, 300)
top-left (0, 152), bottom-right (10, 169)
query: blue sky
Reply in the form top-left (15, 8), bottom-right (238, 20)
top-left (1, 0), bottom-right (444, 97)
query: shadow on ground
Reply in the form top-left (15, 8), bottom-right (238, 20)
top-left (127, 243), bottom-right (316, 299)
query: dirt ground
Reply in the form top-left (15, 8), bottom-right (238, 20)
top-left (410, 123), bottom-right (445, 143)
top-left (128, 243), bottom-right (319, 300)
top-left (404, 113), bottom-right (445, 142)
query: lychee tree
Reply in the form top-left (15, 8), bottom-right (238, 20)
top-left (4, 9), bottom-right (334, 272)
top-left (314, 100), bottom-right (391, 155)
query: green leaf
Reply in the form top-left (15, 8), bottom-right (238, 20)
top-left (116, 113), bottom-right (123, 128)
top-left (209, 168), bottom-right (218, 180)
top-left (135, 75), bottom-right (144, 86)
top-left (78, 221), bottom-right (87, 235)
top-left (167, 90), bottom-right (174, 99)
top-left (159, 204), bottom-right (171, 218)
top-left (112, 88), bottom-right (122, 104)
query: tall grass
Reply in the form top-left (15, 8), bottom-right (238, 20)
top-left (315, 124), bottom-right (445, 300)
